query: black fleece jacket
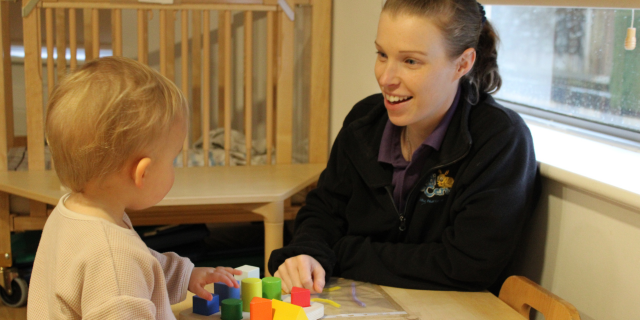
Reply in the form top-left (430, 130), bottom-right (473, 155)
top-left (268, 86), bottom-right (540, 292)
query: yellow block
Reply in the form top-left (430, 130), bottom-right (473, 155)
top-left (272, 299), bottom-right (309, 320)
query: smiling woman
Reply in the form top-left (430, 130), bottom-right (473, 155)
top-left (268, 0), bottom-right (540, 295)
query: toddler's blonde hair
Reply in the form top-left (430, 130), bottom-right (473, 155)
top-left (46, 56), bottom-right (188, 192)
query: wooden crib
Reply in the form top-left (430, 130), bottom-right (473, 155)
top-left (0, 0), bottom-right (331, 300)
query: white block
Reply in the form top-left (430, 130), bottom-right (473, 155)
top-left (234, 265), bottom-right (260, 281)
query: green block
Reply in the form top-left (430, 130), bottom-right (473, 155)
top-left (221, 298), bottom-right (243, 320)
top-left (262, 277), bottom-right (282, 300)
top-left (241, 278), bottom-right (262, 312)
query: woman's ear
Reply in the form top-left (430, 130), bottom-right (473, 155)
top-left (454, 48), bottom-right (476, 80)
top-left (133, 158), bottom-right (152, 188)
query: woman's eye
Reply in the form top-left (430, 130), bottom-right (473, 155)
top-left (376, 51), bottom-right (387, 59)
top-left (406, 59), bottom-right (417, 65)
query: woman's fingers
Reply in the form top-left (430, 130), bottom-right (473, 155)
top-left (311, 262), bottom-right (326, 293)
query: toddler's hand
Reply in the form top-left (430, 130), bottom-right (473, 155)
top-left (189, 266), bottom-right (243, 301)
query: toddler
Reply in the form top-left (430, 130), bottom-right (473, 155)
top-left (27, 56), bottom-right (241, 319)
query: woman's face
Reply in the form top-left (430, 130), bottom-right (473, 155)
top-left (375, 12), bottom-right (468, 129)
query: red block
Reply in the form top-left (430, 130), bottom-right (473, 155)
top-left (291, 287), bottom-right (310, 307)
top-left (250, 297), bottom-right (273, 320)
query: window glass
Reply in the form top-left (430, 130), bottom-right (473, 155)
top-left (488, 6), bottom-right (640, 134)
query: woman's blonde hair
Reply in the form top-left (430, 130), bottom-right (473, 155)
top-left (46, 56), bottom-right (188, 192)
top-left (383, 0), bottom-right (501, 104)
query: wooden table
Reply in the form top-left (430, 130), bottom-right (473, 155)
top-left (380, 286), bottom-right (526, 319)
top-left (171, 283), bottom-right (526, 320)
top-left (0, 163), bottom-right (325, 274)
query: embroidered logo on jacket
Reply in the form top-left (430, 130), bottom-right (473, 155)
top-left (421, 170), bottom-right (454, 198)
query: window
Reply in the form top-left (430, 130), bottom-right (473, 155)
top-left (486, 6), bottom-right (640, 141)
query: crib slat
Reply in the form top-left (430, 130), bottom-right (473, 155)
top-left (217, 11), bottom-right (228, 129)
top-left (92, 9), bottom-right (99, 59)
top-left (309, 0), bottom-right (331, 163)
top-left (160, 10), bottom-right (167, 74)
top-left (112, 9), bottom-right (123, 56)
top-left (83, 9), bottom-right (93, 61)
top-left (181, 9), bottom-right (189, 167)
top-left (266, 11), bottom-right (274, 165)
top-left (137, 9), bottom-right (148, 64)
top-left (219, 10), bottom-right (232, 166)
top-left (45, 8), bottom-right (55, 95)
top-left (191, 11), bottom-right (202, 144)
top-left (23, 5), bottom-right (45, 170)
top-left (69, 9), bottom-right (77, 71)
top-left (0, 1), bottom-right (14, 164)
top-left (166, 10), bottom-right (175, 81)
top-left (244, 11), bottom-right (253, 166)
top-left (56, 9), bottom-right (66, 81)
top-left (202, 10), bottom-right (211, 166)
top-left (276, 10), bottom-right (293, 165)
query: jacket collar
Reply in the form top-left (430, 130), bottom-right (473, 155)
top-left (344, 83), bottom-right (476, 189)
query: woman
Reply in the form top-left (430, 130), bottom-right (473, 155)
top-left (268, 0), bottom-right (539, 294)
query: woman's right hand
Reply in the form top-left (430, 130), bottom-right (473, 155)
top-left (274, 254), bottom-right (326, 294)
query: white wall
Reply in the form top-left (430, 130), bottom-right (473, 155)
top-left (329, 2), bottom-right (640, 320)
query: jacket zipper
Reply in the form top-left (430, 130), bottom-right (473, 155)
top-left (386, 144), bottom-right (472, 232)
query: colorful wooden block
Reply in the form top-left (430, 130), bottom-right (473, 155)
top-left (241, 278), bottom-right (262, 312)
top-left (234, 265), bottom-right (260, 281)
top-left (262, 277), bottom-right (282, 301)
top-left (215, 281), bottom-right (241, 301)
top-left (272, 299), bottom-right (308, 320)
top-left (291, 287), bottom-right (311, 307)
top-left (193, 293), bottom-right (219, 316)
top-left (221, 298), bottom-right (243, 320)
top-left (250, 297), bottom-right (272, 320)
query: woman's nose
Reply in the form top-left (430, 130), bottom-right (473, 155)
top-left (377, 63), bottom-right (400, 88)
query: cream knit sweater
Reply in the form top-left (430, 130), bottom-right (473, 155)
top-left (27, 195), bottom-right (194, 319)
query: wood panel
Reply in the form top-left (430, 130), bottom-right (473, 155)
top-left (112, 9), bottom-right (123, 56)
top-left (191, 11), bottom-right (202, 144)
top-left (202, 10), bottom-right (211, 166)
top-left (23, 4), bottom-right (45, 171)
top-left (69, 8), bottom-right (78, 71)
top-left (137, 9), bottom-right (148, 64)
top-left (244, 11), bottom-right (253, 165)
top-left (275, 9), bottom-right (293, 164)
top-left (0, 1), bottom-right (13, 170)
top-left (181, 9), bottom-right (189, 166)
top-left (43, 2), bottom-right (277, 11)
top-left (46, 9), bottom-right (55, 95)
top-left (308, 0), bottom-right (331, 164)
top-left (83, 8), bottom-right (94, 61)
top-left (92, 9), bottom-right (99, 58)
top-left (219, 11), bottom-right (232, 166)
top-left (56, 8), bottom-right (67, 81)
top-left (265, 11), bottom-right (274, 164)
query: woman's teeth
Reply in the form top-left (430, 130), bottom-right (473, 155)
top-left (386, 94), bottom-right (412, 103)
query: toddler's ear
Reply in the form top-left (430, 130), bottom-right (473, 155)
top-left (133, 158), bottom-right (152, 188)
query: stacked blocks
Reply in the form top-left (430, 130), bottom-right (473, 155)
top-left (241, 278), bottom-right (262, 312)
top-left (261, 277), bottom-right (282, 301)
top-left (272, 299), bottom-right (309, 320)
top-left (215, 281), bottom-right (241, 300)
top-left (221, 298), bottom-right (243, 320)
top-left (235, 265), bottom-right (260, 281)
top-left (249, 297), bottom-right (272, 320)
top-left (193, 294), bottom-right (219, 316)
top-left (291, 287), bottom-right (311, 307)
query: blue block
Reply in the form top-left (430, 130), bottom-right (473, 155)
top-left (215, 281), bottom-right (241, 301)
top-left (193, 293), bottom-right (219, 316)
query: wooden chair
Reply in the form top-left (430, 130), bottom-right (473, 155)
top-left (499, 276), bottom-right (581, 320)
top-left (0, 0), bottom-right (332, 303)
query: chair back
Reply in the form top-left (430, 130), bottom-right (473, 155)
top-left (499, 276), bottom-right (581, 320)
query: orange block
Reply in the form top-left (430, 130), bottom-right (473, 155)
top-left (250, 297), bottom-right (272, 320)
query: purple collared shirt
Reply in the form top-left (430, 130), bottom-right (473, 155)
top-left (378, 86), bottom-right (461, 213)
